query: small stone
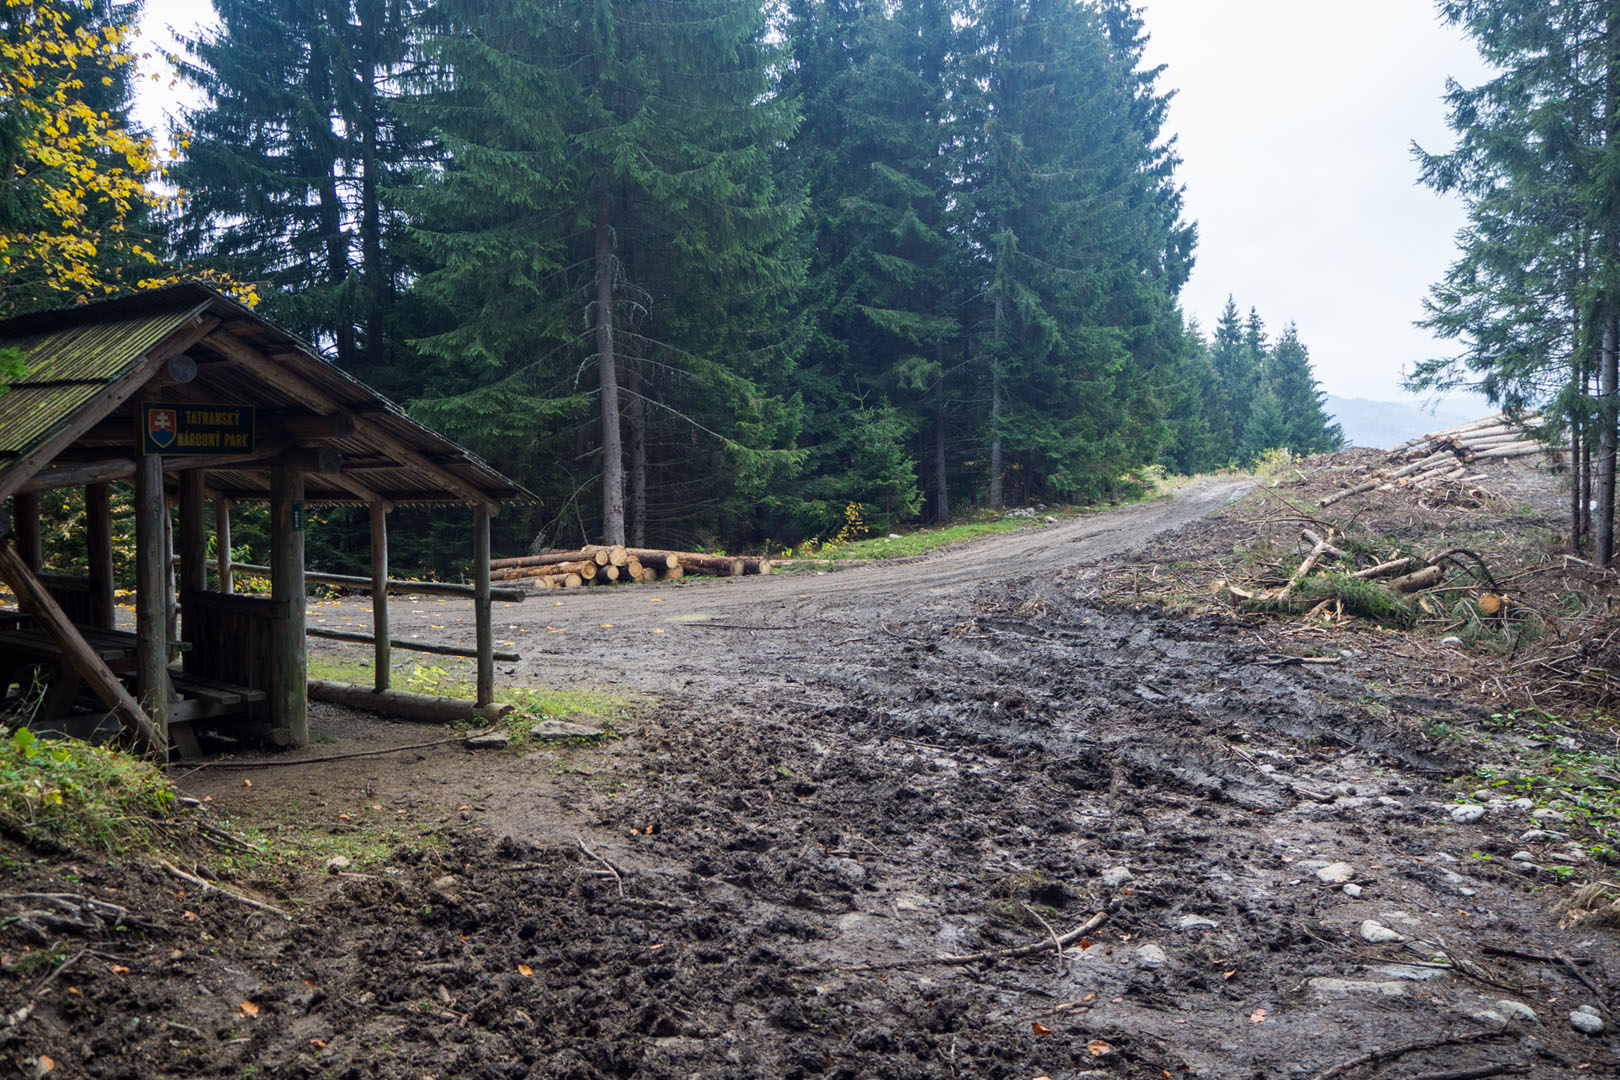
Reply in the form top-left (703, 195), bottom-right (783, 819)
top-left (1450, 804), bottom-right (1486, 824)
top-left (529, 720), bottom-right (603, 741)
top-left (887, 533), bottom-right (901, 540)
top-left (1470, 1010), bottom-right (1507, 1028)
top-left (1101, 866), bottom-right (1133, 888)
top-left (1496, 999), bottom-right (1538, 1024)
top-left (1570, 1006), bottom-right (1605, 1035)
top-left (1043, 516), bottom-right (1058, 524)
top-left (1472, 788), bottom-right (1491, 801)
top-left (1531, 808), bottom-right (1570, 824)
top-left (324, 855), bottom-right (351, 873)
top-left (1342, 884), bottom-right (1363, 899)
top-left (1441, 636), bottom-right (1463, 646)
top-left (829, 858), bottom-right (865, 885)
top-left (1176, 915), bottom-right (1219, 931)
top-left (1360, 920), bottom-right (1405, 944)
top-left (1136, 943), bottom-right (1167, 968)
top-left (1336, 783), bottom-right (1359, 797)
top-left (1316, 862), bottom-right (1355, 883)
top-left (1510, 798), bottom-right (1535, 811)
top-left (1511, 851), bottom-right (1536, 862)
top-left (463, 732), bottom-right (510, 750)
top-left (1520, 829), bottom-right (1551, 841)
top-left (1377, 796), bottom-right (1400, 807)
top-left (1547, 852), bottom-right (1582, 864)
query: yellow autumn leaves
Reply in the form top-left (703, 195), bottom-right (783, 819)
top-left (1, 0), bottom-right (159, 304)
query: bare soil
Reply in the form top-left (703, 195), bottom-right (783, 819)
top-left (5, 476), bottom-right (1620, 1079)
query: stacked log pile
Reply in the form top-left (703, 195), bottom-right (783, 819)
top-left (490, 545), bottom-right (772, 590)
top-left (1321, 414), bottom-right (1557, 508)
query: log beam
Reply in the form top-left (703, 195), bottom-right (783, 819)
top-left (370, 503), bottom-right (389, 692)
top-left (86, 481), bottom-right (115, 628)
top-left (474, 505), bottom-right (493, 706)
top-left (269, 466), bottom-right (308, 747)
top-left (203, 330), bottom-right (498, 513)
top-left (0, 537), bottom-right (166, 759)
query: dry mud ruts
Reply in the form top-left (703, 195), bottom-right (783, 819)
top-left (5, 480), bottom-right (1619, 1078)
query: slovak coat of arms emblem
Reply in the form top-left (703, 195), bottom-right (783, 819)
top-left (147, 407), bottom-right (178, 449)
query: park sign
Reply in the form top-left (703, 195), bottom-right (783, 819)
top-left (143, 402), bottom-right (255, 456)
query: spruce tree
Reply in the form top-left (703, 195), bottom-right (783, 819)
top-left (406, 0), bottom-right (803, 547)
top-left (168, 0), bottom-right (413, 373)
top-left (1265, 323), bottom-right (1343, 454)
top-left (1208, 296), bottom-right (1251, 458)
top-left (960, 0), bottom-right (1193, 505)
top-left (1413, 0), bottom-right (1617, 560)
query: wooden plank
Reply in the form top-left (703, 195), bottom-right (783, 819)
top-left (370, 503), bottom-right (390, 691)
top-left (474, 505), bottom-right (493, 706)
top-left (269, 466), bottom-right (308, 748)
top-left (133, 435), bottom-right (170, 743)
top-left (86, 482), bottom-right (114, 629)
top-left (215, 497), bottom-right (232, 594)
top-left (0, 538), bottom-right (166, 758)
top-left (307, 627), bottom-right (520, 662)
top-left (203, 331), bottom-right (499, 513)
top-left (0, 313), bottom-right (222, 504)
top-left (227, 562), bottom-right (527, 602)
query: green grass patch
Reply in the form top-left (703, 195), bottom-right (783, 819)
top-left (0, 726), bottom-right (176, 852)
top-left (812, 515), bottom-right (1057, 562)
top-left (306, 652), bottom-right (635, 743)
top-left (1470, 709), bottom-right (1620, 862)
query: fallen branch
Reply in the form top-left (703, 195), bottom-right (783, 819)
top-left (153, 859), bottom-right (288, 918)
top-left (576, 836), bottom-right (624, 898)
top-left (175, 729), bottom-right (497, 773)
top-left (1311, 1030), bottom-right (1508, 1080)
top-left (940, 910), bottom-right (1108, 965)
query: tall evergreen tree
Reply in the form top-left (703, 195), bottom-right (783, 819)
top-left (1265, 323), bottom-right (1342, 454)
top-left (1412, 0), bottom-right (1617, 560)
top-left (961, 0), bottom-right (1193, 506)
top-left (168, 0), bottom-right (414, 374)
top-left (1207, 296), bottom-right (1251, 457)
top-left (406, 0), bottom-right (804, 547)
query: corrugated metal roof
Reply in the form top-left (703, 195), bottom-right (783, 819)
top-left (0, 298), bottom-right (209, 457)
top-left (0, 283), bottom-right (535, 508)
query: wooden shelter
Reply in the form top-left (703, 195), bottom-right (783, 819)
top-left (0, 283), bottom-right (532, 761)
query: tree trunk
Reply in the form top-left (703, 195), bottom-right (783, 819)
top-left (988, 295), bottom-right (1005, 508)
top-left (308, 38), bottom-right (353, 370)
top-left (360, 52), bottom-right (385, 373)
top-left (628, 360), bottom-right (647, 547)
top-left (932, 360), bottom-right (949, 525)
top-left (1599, 314), bottom-right (1618, 565)
top-left (595, 193), bottom-right (627, 545)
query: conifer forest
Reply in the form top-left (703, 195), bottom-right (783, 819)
top-left (2, 0), bottom-right (1347, 564)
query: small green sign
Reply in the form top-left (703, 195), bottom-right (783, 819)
top-left (143, 402), bottom-right (255, 456)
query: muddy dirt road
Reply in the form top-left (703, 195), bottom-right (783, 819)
top-left (9, 479), bottom-right (1619, 1079)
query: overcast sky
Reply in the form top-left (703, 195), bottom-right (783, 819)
top-left (135, 0), bottom-right (1492, 411)
top-left (1139, 0), bottom-right (1491, 410)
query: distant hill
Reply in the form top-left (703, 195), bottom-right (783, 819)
top-left (1323, 394), bottom-right (1479, 450)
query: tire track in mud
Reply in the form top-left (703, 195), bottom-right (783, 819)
top-left (137, 478), bottom-right (1617, 1080)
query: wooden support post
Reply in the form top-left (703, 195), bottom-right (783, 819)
top-left (474, 505), bottom-right (493, 706)
top-left (214, 498), bottom-right (233, 594)
top-left (269, 466), bottom-right (308, 747)
top-left (0, 537), bottom-right (165, 760)
top-left (13, 492), bottom-right (41, 570)
top-left (134, 445), bottom-right (169, 743)
top-left (85, 482), bottom-right (115, 629)
top-left (370, 502), bottom-right (390, 692)
top-left (162, 494), bottom-right (177, 642)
